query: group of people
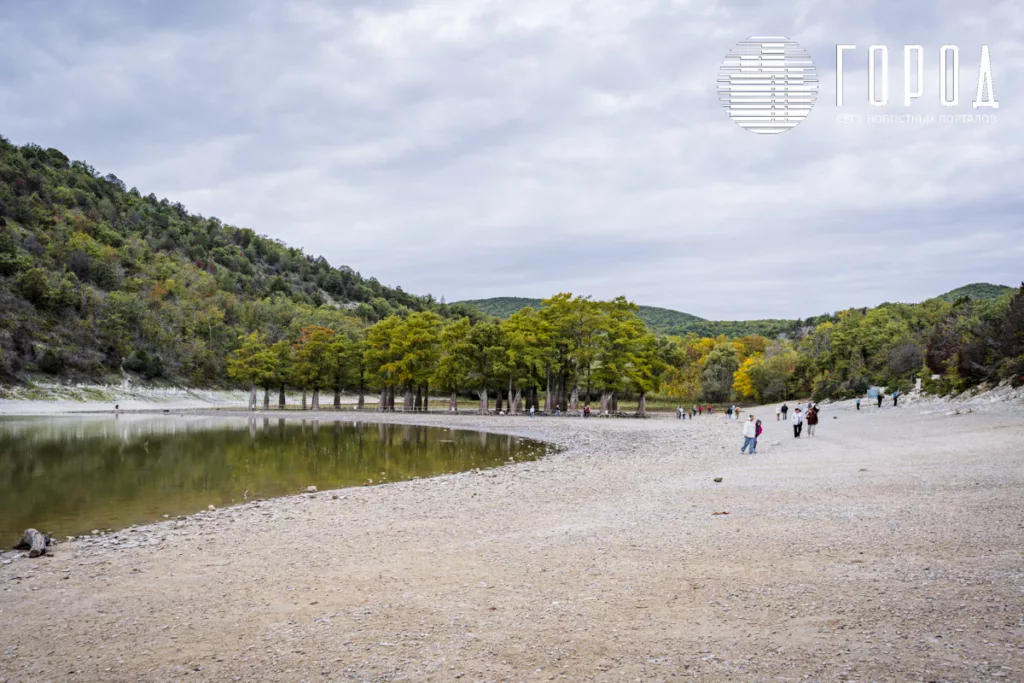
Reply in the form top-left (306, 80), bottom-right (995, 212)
top-left (675, 404), bottom-right (717, 419)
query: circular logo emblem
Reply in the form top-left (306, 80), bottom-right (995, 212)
top-left (718, 37), bottom-right (818, 134)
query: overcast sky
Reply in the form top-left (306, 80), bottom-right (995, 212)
top-left (0, 0), bottom-right (1020, 319)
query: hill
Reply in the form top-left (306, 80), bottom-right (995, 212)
top-left (458, 297), bottom-right (835, 338)
top-left (0, 137), bottom-right (480, 384)
top-left (459, 297), bottom-right (706, 334)
top-left (935, 283), bottom-right (1013, 303)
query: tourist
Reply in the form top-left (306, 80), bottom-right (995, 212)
top-left (754, 419), bottom-right (763, 452)
top-left (676, 406), bottom-right (682, 419)
top-left (776, 405), bottom-right (782, 421)
top-left (892, 390), bottom-right (900, 407)
top-left (877, 391), bottom-right (884, 408)
top-left (735, 406), bottom-right (742, 421)
top-left (726, 405), bottom-right (733, 420)
top-left (792, 407), bottom-right (803, 438)
top-left (781, 403), bottom-right (789, 421)
top-left (741, 414), bottom-right (757, 454)
top-left (691, 404), bottom-right (697, 418)
top-left (856, 397), bottom-right (861, 411)
top-left (529, 405), bottom-right (535, 418)
top-left (697, 405), bottom-right (703, 416)
top-left (806, 404), bottom-right (819, 436)
top-left (584, 403), bottom-right (591, 418)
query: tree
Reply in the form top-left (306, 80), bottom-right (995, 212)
top-left (364, 316), bottom-right (404, 411)
top-left (465, 321), bottom-right (506, 413)
top-left (268, 340), bottom-right (293, 409)
top-left (625, 333), bottom-right (663, 416)
top-left (433, 317), bottom-right (473, 412)
top-left (227, 331), bottom-right (275, 410)
top-left (292, 326), bottom-right (335, 410)
top-left (700, 343), bottom-right (740, 403)
top-left (387, 312), bottom-right (442, 411)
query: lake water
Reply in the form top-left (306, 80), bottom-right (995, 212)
top-left (0, 415), bottom-right (550, 541)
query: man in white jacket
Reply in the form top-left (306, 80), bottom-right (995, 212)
top-left (792, 407), bottom-right (804, 438)
top-left (741, 414), bottom-right (757, 454)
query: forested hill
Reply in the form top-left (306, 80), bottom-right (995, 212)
top-left (0, 137), bottom-right (480, 383)
top-left (460, 297), bottom-right (707, 333)
top-left (936, 283), bottom-right (1014, 303)
top-left (460, 283), bottom-right (1014, 338)
top-left (461, 297), bottom-right (839, 338)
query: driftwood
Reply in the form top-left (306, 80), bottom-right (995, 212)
top-left (14, 528), bottom-right (52, 557)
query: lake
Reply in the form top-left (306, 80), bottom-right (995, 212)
top-left (0, 415), bottom-right (550, 541)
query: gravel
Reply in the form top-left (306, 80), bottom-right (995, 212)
top-left (1, 402), bottom-right (1022, 681)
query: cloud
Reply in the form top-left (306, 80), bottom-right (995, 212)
top-left (0, 0), bottom-right (1020, 319)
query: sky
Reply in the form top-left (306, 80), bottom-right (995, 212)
top-left (0, 0), bottom-right (1020, 320)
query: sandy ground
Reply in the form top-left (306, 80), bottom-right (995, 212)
top-left (1, 400), bottom-right (1023, 681)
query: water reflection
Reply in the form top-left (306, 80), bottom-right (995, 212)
top-left (0, 415), bottom-right (548, 540)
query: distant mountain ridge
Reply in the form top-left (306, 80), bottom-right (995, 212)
top-left (458, 283), bottom-right (1014, 337)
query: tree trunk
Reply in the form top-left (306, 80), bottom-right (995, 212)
top-left (478, 387), bottom-right (488, 414)
top-left (15, 528), bottom-right (51, 558)
top-left (387, 386), bottom-right (396, 411)
top-left (279, 385), bottom-right (286, 409)
top-left (311, 388), bottom-right (320, 411)
top-left (423, 383), bottom-right (429, 412)
top-left (512, 388), bottom-right (522, 414)
top-left (545, 366), bottom-right (551, 413)
top-left (263, 387), bottom-right (270, 411)
top-left (357, 388), bottom-right (365, 410)
top-left (248, 385), bottom-right (257, 411)
top-left (611, 392), bottom-right (619, 412)
top-left (302, 388), bottom-right (307, 411)
top-left (570, 384), bottom-right (579, 412)
top-left (637, 393), bottom-right (647, 417)
top-left (378, 387), bottom-right (387, 412)
top-left (450, 391), bottom-right (458, 412)
top-left (334, 387), bottom-right (341, 409)
top-left (600, 390), bottom-right (611, 414)
top-left (495, 387), bottom-right (503, 414)
top-left (404, 387), bottom-right (414, 412)
top-left (415, 386), bottom-right (422, 411)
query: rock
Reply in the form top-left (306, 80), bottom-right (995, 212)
top-left (207, 505), bottom-right (216, 511)
top-left (306, 486), bottom-right (318, 493)
top-left (713, 477), bottom-right (723, 483)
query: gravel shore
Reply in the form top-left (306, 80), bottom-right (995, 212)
top-left (1, 402), bottom-right (1022, 681)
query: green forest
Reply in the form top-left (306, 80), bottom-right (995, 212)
top-left (0, 136), bottom-right (1021, 410)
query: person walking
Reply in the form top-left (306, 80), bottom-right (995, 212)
top-left (529, 405), bottom-right (535, 418)
top-left (776, 405), bottom-right (782, 421)
top-left (697, 404), bottom-right (703, 416)
top-left (735, 406), bottom-right (743, 421)
top-left (892, 390), bottom-right (900, 407)
top-left (584, 403), bottom-right (591, 418)
top-left (806, 405), bottom-right (819, 436)
top-left (691, 404), bottom-right (697, 418)
top-left (726, 405), bottom-right (733, 420)
top-left (781, 403), bottom-right (789, 421)
top-left (754, 419), bottom-right (763, 453)
top-left (856, 397), bottom-right (861, 411)
top-left (792, 407), bottom-right (803, 438)
top-left (877, 391), bottom-right (884, 408)
top-left (741, 415), bottom-right (757, 454)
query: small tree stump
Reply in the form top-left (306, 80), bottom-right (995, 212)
top-left (14, 528), bottom-right (52, 558)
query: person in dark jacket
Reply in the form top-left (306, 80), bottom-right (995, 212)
top-left (806, 405), bottom-right (819, 436)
